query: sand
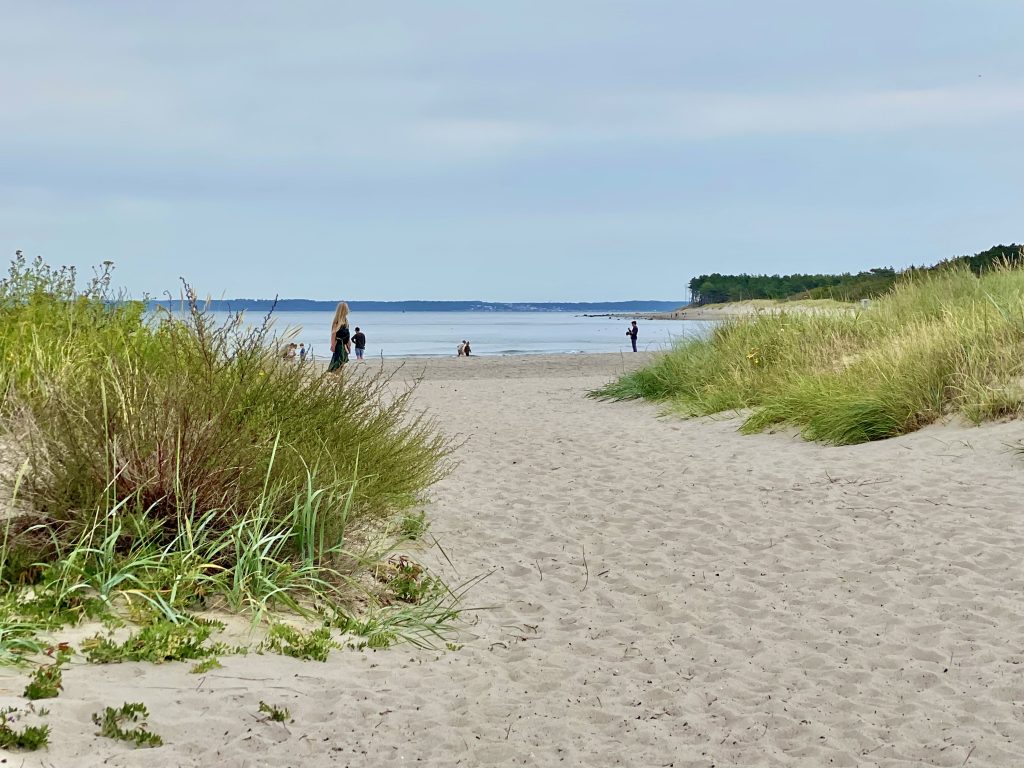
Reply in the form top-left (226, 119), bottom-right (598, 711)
top-left (4, 352), bottom-right (1024, 767)
top-left (619, 301), bottom-right (858, 321)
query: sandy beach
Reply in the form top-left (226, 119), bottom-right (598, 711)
top-left (615, 301), bottom-right (858, 322)
top-left (4, 352), bottom-right (1024, 767)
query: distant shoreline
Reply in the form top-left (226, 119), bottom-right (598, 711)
top-left (150, 299), bottom-right (690, 313)
top-left (590, 299), bottom-right (857, 321)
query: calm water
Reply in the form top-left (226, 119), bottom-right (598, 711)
top-left (213, 311), bottom-right (717, 360)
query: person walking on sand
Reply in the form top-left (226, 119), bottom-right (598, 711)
top-left (457, 340), bottom-right (466, 357)
top-left (352, 327), bottom-right (366, 361)
top-left (328, 301), bottom-right (350, 372)
top-left (627, 320), bottom-right (639, 352)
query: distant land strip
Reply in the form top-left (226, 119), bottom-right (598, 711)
top-left (147, 299), bottom-right (690, 313)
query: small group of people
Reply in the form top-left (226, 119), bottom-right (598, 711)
top-left (282, 342), bottom-right (308, 361)
top-left (328, 301), bottom-right (367, 371)
top-left (322, 311), bottom-right (633, 367)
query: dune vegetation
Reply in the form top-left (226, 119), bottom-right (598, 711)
top-left (0, 254), bottom-right (459, 673)
top-left (688, 243), bottom-right (1023, 305)
top-left (595, 263), bottom-right (1024, 445)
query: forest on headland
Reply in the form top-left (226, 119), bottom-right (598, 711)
top-left (688, 244), bottom-right (1023, 306)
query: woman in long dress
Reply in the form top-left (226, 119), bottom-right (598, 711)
top-left (327, 301), bottom-right (351, 372)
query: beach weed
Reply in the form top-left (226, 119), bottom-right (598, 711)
top-left (189, 657), bottom-right (223, 674)
top-left (0, 255), bottom-right (460, 660)
top-left (23, 661), bottom-right (63, 700)
top-left (331, 596), bottom-right (463, 651)
top-left (92, 702), bottom-right (163, 748)
top-left (258, 701), bottom-right (291, 722)
top-left (379, 556), bottom-right (445, 605)
top-left (0, 618), bottom-right (48, 666)
top-left (400, 511), bottom-right (429, 540)
top-left (0, 706), bottom-right (50, 751)
top-left (8, 270), bottom-right (453, 553)
top-left (82, 620), bottom-right (221, 664)
top-left (262, 622), bottom-right (336, 662)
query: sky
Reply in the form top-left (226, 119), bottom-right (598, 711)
top-left (2, 1), bottom-right (1022, 301)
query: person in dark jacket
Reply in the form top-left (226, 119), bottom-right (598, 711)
top-left (352, 327), bottom-right (366, 361)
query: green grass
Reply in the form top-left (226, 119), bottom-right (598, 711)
top-left (594, 264), bottom-right (1024, 444)
top-left (190, 657), bottom-right (222, 674)
top-left (258, 700), bottom-right (291, 722)
top-left (0, 254), bottom-right (464, 665)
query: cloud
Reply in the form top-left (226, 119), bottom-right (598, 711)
top-left (2, 0), bottom-right (1023, 198)
top-left (408, 82), bottom-right (1024, 150)
top-left (628, 84), bottom-right (1024, 139)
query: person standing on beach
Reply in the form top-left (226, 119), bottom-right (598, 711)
top-left (627, 320), bottom-right (639, 352)
top-left (328, 301), bottom-right (350, 372)
top-left (298, 343), bottom-right (307, 362)
top-left (352, 327), bottom-right (366, 361)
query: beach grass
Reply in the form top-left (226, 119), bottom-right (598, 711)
top-left (692, 298), bottom-right (855, 312)
top-left (593, 264), bottom-right (1024, 444)
top-left (0, 254), bottom-right (458, 663)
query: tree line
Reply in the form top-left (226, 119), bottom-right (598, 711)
top-left (688, 244), bottom-right (1024, 305)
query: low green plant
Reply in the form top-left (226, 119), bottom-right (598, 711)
top-left (400, 511), bottom-right (429, 540)
top-left (379, 556), bottom-right (445, 604)
top-left (92, 702), bottom-right (162, 747)
top-left (0, 706), bottom-right (50, 750)
top-left (82, 619), bottom-right (222, 664)
top-left (190, 657), bottom-right (223, 674)
top-left (262, 622), bottom-right (336, 662)
top-left (258, 700), bottom-right (291, 722)
top-left (23, 661), bottom-right (63, 700)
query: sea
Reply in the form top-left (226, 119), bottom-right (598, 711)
top-left (210, 310), bottom-right (718, 360)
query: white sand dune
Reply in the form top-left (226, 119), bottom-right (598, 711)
top-left (4, 352), bottom-right (1024, 767)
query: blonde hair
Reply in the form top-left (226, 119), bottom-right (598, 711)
top-left (331, 301), bottom-right (349, 334)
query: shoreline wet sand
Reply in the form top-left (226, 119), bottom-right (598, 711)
top-left (7, 351), bottom-right (1024, 766)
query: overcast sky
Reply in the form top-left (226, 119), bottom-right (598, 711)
top-left (2, 2), bottom-right (1022, 301)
